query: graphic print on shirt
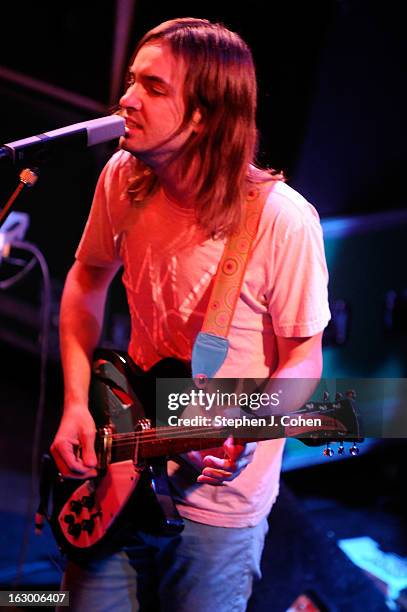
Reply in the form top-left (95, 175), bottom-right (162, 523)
top-left (122, 235), bottom-right (219, 369)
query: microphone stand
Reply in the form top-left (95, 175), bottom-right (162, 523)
top-left (0, 167), bottom-right (39, 225)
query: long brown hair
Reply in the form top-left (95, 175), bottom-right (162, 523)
top-left (123, 18), bottom-right (280, 237)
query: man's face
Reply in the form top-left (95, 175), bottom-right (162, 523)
top-left (119, 42), bottom-right (197, 165)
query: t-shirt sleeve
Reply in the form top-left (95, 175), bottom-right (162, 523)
top-left (75, 156), bottom-right (122, 268)
top-left (267, 207), bottom-right (331, 337)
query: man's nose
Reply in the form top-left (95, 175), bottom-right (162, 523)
top-left (120, 85), bottom-right (142, 111)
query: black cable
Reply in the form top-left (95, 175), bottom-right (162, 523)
top-left (3, 240), bottom-right (53, 587)
top-left (0, 255), bottom-right (38, 289)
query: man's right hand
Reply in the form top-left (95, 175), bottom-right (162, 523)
top-left (50, 407), bottom-right (98, 479)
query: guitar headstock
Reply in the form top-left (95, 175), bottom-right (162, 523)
top-left (294, 389), bottom-right (364, 457)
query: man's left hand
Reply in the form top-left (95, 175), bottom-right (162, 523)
top-left (196, 436), bottom-right (257, 485)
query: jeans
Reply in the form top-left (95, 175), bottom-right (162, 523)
top-left (60, 516), bottom-right (269, 612)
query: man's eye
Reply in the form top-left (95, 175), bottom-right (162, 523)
top-left (150, 87), bottom-right (166, 96)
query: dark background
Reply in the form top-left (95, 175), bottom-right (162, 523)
top-left (0, 1), bottom-right (406, 607)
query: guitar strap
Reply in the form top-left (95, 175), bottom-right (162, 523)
top-left (191, 180), bottom-right (276, 379)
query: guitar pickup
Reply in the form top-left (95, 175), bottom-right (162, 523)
top-left (96, 426), bottom-right (113, 470)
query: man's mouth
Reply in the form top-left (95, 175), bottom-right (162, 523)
top-left (125, 119), bottom-right (143, 130)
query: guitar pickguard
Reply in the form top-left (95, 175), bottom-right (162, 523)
top-left (58, 460), bottom-right (141, 548)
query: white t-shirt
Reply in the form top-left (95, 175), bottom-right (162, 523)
top-left (76, 150), bottom-right (331, 527)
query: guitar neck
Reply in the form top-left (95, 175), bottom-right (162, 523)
top-left (105, 407), bottom-right (356, 465)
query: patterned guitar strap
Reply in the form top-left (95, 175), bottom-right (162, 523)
top-left (191, 181), bottom-right (276, 381)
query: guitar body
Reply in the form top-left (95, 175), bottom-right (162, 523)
top-left (47, 349), bottom-right (191, 560)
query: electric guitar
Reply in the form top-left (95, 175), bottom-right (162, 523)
top-left (36, 348), bottom-right (363, 560)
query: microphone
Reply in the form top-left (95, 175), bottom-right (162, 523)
top-left (0, 115), bottom-right (125, 164)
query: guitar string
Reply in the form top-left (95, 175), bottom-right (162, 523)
top-left (102, 415), bottom-right (342, 444)
top-left (108, 429), bottom-right (256, 449)
top-left (109, 432), bottom-right (338, 449)
top-left (106, 415), bottom-right (320, 440)
top-left (106, 425), bottom-right (249, 441)
top-left (108, 424), bottom-right (276, 442)
top-left (109, 427), bottom-right (233, 445)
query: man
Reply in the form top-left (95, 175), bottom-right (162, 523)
top-left (51, 17), bottom-right (330, 612)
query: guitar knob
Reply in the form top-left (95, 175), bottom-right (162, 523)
top-left (337, 443), bottom-right (345, 455)
top-left (69, 500), bottom-right (83, 515)
top-left (63, 514), bottom-right (75, 525)
top-left (349, 444), bottom-right (360, 456)
top-left (81, 518), bottom-right (95, 534)
top-left (323, 444), bottom-right (334, 457)
top-left (67, 523), bottom-right (82, 538)
top-left (81, 495), bottom-right (95, 509)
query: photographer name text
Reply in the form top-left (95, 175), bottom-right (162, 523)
top-left (166, 414), bottom-right (322, 428)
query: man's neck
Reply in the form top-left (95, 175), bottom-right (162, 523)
top-left (152, 158), bottom-right (199, 209)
